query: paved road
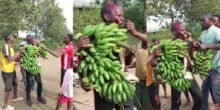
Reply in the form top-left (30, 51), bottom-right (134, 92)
top-left (0, 54), bottom-right (214, 110)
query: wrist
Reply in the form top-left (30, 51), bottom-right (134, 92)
top-left (130, 29), bottom-right (137, 36)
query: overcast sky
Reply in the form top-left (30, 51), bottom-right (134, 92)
top-left (56, 0), bottom-right (73, 33)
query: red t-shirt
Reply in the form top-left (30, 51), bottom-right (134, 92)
top-left (61, 44), bottom-right (74, 69)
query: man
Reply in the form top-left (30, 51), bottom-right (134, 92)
top-left (25, 37), bottom-right (47, 106)
top-left (126, 41), bottom-right (161, 110)
top-left (79, 2), bottom-right (148, 110)
top-left (212, 15), bottom-right (220, 28)
top-left (1, 34), bottom-right (24, 110)
top-left (170, 21), bottom-right (202, 110)
top-left (198, 14), bottom-right (220, 110)
top-left (152, 39), bottom-right (168, 99)
top-left (44, 34), bottom-right (74, 86)
top-left (20, 35), bottom-right (36, 88)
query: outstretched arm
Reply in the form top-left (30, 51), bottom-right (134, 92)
top-left (125, 20), bottom-right (147, 43)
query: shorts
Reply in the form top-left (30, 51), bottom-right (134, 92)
top-left (58, 95), bottom-right (73, 104)
top-left (1, 71), bottom-right (17, 92)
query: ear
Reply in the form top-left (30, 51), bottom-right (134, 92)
top-left (103, 14), bottom-right (111, 22)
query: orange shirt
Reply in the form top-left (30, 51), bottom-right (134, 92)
top-left (146, 63), bottom-right (154, 86)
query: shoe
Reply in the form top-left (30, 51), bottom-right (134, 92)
top-left (2, 105), bottom-right (15, 110)
top-left (26, 98), bottom-right (32, 106)
top-left (38, 97), bottom-right (47, 104)
top-left (12, 97), bottom-right (24, 102)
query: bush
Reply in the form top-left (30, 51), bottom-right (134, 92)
top-left (148, 29), bottom-right (173, 42)
top-left (43, 37), bottom-right (60, 49)
top-left (73, 8), bottom-right (102, 34)
top-left (186, 21), bottom-right (202, 39)
top-left (124, 4), bottom-right (145, 32)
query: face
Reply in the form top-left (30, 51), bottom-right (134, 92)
top-left (173, 24), bottom-right (189, 40)
top-left (200, 16), bottom-right (212, 30)
top-left (212, 16), bottom-right (220, 28)
top-left (8, 34), bottom-right (14, 43)
top-left (152, 40), bottom-right (159, 45)
top-left (64, 35), bottom-right (70, 44)
top-left (212, 16), bottom-right (219, 26)
top-left (104, 6), bottom-right (125, 25)
top-left (31, 38), bottom-right (38, 45)
top-left (110, 7), bottom-right (124, 25)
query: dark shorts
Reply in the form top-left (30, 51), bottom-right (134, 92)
top-left (148, 82), bottom-right (160, 108)
top-left (1, 71), bottom-right (17, 92)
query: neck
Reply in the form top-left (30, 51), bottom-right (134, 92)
top-left (206, 25), bottom-right (213, 30)
top-left (7, 42), bottom-right (12, 46)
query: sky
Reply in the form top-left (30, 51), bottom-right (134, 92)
top-left (56, 0), bottom-right (73, 33)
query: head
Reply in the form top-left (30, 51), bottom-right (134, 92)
top-left (4, 34), bottom-right (14, 43)
top-left (171, 21), bottom-right (189, 40)
top-left (26, 35), bottom-right (34, 44)
top-left (212, 15), bottom-right (220, 28)
top-left (152, 38), bottom-right (159, 45)
top-left (31, 38), bottom-right (39, 45)
top-left (200, 14), bottom-right (213, 30)
top-left (101, 2), bottom-right (124, 25)
top-left (64, 34), bottom-right (73, 44)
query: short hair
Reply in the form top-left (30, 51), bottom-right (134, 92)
top-left (152, 38), bottom-right (159, 44)
top-left (100, 2), bottom-right (120, 22)
top-left (4, 34), bottom-right (12, 42)
top-left (171, 21), bottom-right (183, 32)
top-left (201, 14), bottom-right (213, 20)
top-left (26, 35), bottom-right (34, 44)
top-left (213, 14), bottom-right (220, 20)
top-left (66, 34), bottom-right (73, 41)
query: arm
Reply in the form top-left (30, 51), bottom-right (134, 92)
top-left (119, 51), bottom-right (125, 71)
top-left (2, 46), bottom-right (21, 63)
top-left (44, 48), bottom-right (60, 57)
top-left (200, 31), bottom-right (220, 50)
top-left (126, 61), bottom-right (136, 68)
top-left (147, 49), bottom-right (161, 64)
top-left (130, 31), bottom-right (147, 43)
top-left (202, 43), bottom-right (220, 50)
top-left (125, 20), bottom-right (147, 43)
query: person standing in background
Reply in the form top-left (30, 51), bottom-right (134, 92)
top-left (1, 34), bottom-right (24, 110)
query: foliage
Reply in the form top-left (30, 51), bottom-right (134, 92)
top-left (146, 0), bottom-right (220, 22)
top-left (124, 3), bottom-right (145, 31)
top-left (0, 0), bottom-right (69, 47)
top-left (186, 21), bottom-right (202, 39)
top-left (148, 29), bottom-right (173, 42)
top-left (73, 8), bottom-right (102, 34)
top-left (42, 37), bottom-right (59, 49)
top-left (0, 0), bottom-right (28, 35)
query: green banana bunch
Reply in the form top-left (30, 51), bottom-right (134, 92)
top-left (37, 43), bottom-right (47, 58)
top-left (20, 45), bottom-right (44, 75)
top-left (152, 39), bottom-right (191, 92)
top-left (75, 23), bottom-right (135, 104)
top-left (192, 50), bottom-right (212, 78)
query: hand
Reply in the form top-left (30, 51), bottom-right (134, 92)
top-left (81, 83), bottom-right (92, 92)
top-left (77, 37), bottom-right (90, 50)
top-left (19, 47), bottom-right (25, 53)
top-left (153, 49), bottom-right (162, 56)
top-left (199, 44), bottom-right (208, 50)
top-left (125, 20), bottom-right (137, 34)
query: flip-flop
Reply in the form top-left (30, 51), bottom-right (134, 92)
top-left (2, 105), bottom-right (14, 110)
top-left (12, 97), bottom-right (24, 102)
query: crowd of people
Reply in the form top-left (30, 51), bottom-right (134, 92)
top-left (1, 1), bottom-right (220, 110)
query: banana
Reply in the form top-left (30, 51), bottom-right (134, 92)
top-left (77, 23), bottom-right (135, 103)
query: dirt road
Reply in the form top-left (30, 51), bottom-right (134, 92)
top-left (0, 53), bottom-right (214, 110)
